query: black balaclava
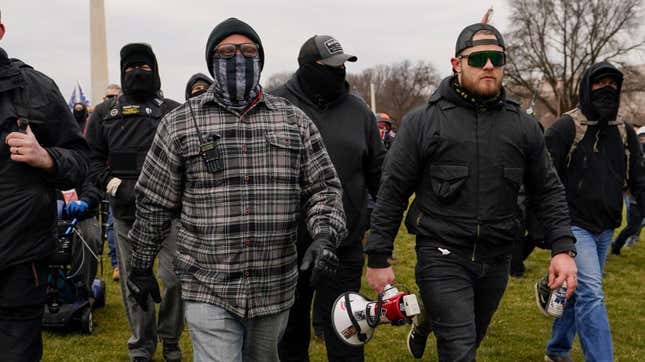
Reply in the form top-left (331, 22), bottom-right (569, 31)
top-left (120, 43), bottom-right (161, 98)
top-left (185, 73), bottom-right (213, 100)
top-left (579, 62), bottom-right (623, 125)
top-left (73, 102), bottom-right (88, 126)
top-left (205, 18), bottom-right (264, 111)
top-left (296, 63), bottom-right (347, 106)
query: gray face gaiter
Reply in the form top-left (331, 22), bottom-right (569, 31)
top-left (212, 53), bottom-right (261, 110)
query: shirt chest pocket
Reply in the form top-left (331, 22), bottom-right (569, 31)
top-left (265, 131), bottom-right (303, 180)
top-left (183, 139), bottom-right (226, 188)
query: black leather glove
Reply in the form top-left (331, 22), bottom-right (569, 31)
top-left (127, 268), bottom-right (161, 311)
top-left (300, 237), bottom-right (339, 287)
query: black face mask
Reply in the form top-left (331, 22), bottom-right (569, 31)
top-left (591, 86), bottom-right (620, 124)
top-left (124, 69), bottom-right (156, 96)
top-left (297, 63), bottom-right (347, 105)
top-left (73, 109), bottom-right (87, 124)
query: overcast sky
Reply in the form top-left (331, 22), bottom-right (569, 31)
top-left (3, 0), bottom-right (514, 102)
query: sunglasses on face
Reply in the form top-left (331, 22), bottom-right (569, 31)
top-left (458, 50), bottom-right (506, 68)
top-left (214, 43), bottom-right (259, 59)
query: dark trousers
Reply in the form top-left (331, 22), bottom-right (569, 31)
top-left (415, 240), bottom-right (510, 362)
top-left (279, 242), bottom-right (365, 362)
top-left (0, 261), bottom-right (49, 362)
top-left (613, 199), bottom-right (643, 251)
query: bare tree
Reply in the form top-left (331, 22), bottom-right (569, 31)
top-left (348, 60), bottom-right (439, 123)
top-left (263, 71), bottom-right (293, 93)
top-left (504, 0), bottom-right (645, 120)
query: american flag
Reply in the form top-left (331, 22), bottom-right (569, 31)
top-left (67, 82), bottom-right (90, 110)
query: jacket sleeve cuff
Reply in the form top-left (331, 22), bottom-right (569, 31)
top-left (550, 236), bottom-right (576, 257)
top-left (367, 254), bottom-right (391, 268)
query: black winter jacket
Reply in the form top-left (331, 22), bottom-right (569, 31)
top-left (0, 48), bottom-right (89, 269)
top-left (86, 94), bottom-right (179, 220)
top-left (273, 77), bottom-right (385, 247)
top-left (546, 62), bottom-right (645, 233)
top-left (366, 77), bottom-right (575, 266)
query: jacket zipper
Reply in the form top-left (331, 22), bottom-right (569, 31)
top-left (473, 110), bottom-right (481, 262)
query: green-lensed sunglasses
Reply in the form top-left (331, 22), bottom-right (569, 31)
top-left (457, 50), bottom-right (506, 68)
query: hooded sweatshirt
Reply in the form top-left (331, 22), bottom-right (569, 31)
top-left (545, 62), bottom-right (645, 232)
top-left (184, 73), bottom-right (213, 100)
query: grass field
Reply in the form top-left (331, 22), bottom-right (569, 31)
top-left (43, 221), bottom-right (645, 361)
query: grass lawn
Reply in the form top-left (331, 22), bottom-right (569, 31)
top-left (43, 221), bottom-right (645, 361)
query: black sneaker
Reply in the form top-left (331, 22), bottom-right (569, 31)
top-left (535, 275), bottom-right (551, 317)
top-left (132, 357), bottom-right (149, 362)
top-left (163, 342), bottom-right (182, 362)
top-left (544, 353), bottom-right (574, 362)
top-left (407, 324), bottom-right (430, 359)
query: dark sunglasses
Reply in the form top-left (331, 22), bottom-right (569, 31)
top-left (458, 50), bottom-right (506, 68)
top-left (104, 94), bottom-right (116, 100)
top-left (214, 43), bottom-right (259, 59)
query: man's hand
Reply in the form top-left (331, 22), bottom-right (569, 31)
top-left (106, 177), bottom-right (122, 197)
top-left (548, 253), bottom-right (577, 298)
top-left (66, 200), bottom-right (89, 217)
top-left (300, 238), bottom-right (339, 287)
top-left (366, 266), bottom-right (395, 294)
top-left (5, 124), bottom-right (54, 171)
top-left (126, 268), bottom-right (161, 311)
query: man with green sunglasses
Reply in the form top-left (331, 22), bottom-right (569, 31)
top-left (365, 23), bottom-right (577, 360)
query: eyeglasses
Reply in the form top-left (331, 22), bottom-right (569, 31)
top-left (214, 43), bottom-right (259, 59)
top-left (457, 51), bottom-right (506, 68)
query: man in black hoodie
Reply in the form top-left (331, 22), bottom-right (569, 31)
top-left (274, 35), bottom-right (385, 362)
top-left (541, 62), bottom-right (645, 362)
top-left (364, 23), bottom-right (578, 361)
top-left (185, 72), bottom-right (212, 100)
top-left (86, 43), bottom-right (184, 362)
top-left (0, 10), bottom-right (89, 361)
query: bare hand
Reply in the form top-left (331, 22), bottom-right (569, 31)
top-left (366, 266), bottom-right (395, 293)
top-left (5, 124), bottom-right (55, 171)
top-left (548, 253), bottom-right (577, 298)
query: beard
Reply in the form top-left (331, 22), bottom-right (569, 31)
top-left (460, 69), bottom-right (503, 99)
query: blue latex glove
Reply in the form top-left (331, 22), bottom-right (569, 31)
top-left (66, 200), bottom-right (89, 217)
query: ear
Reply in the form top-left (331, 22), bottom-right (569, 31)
top-left (0, 23), bottom-right (5, 41)
top-left (450, 57), bottom-right (461, 73)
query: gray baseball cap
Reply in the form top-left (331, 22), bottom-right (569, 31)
top-left (455, 23), bottom-right (505, 56)
top-left (298, 35), bottom-right (358, 67)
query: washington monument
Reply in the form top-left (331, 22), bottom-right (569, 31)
top-left (90, 0), bottom-right (108, 105)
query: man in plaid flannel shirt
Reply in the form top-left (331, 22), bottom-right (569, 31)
top-left (127, 18), bottom-right (347, 361)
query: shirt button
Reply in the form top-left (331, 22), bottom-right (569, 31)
top-left (245, 271), bottom-right (250, 278)
top-left (244, 208), bottom-right (251, 215)
top-left (241, 145), bottom-right (247, 153)
top-left (244, 240), bottom-right (252, 246)
top-left (244, 175), bottom-right (250, 183)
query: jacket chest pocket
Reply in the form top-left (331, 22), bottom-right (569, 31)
top-left (429, 164), bottom-right (469, 202)
top-left (265, 131), bottom-right (303, 181)
top-left (498, 167), bottom-right (523, 214)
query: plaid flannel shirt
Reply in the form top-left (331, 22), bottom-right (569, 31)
top-left (129, 90), bottom-right (347, 318)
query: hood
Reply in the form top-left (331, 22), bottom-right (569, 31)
top-left (185, 73), bottom-right (213, 100)
top-left (578, 61), bottom-right (623, 121)
top-left (119, 43), bottom-right (161, 95)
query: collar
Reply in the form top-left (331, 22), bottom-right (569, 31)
top-left (200, 87), bottom-right (277, 113)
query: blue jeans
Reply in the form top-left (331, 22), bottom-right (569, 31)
top-left (546, 226), bottom-right (614, 361)
top-left (106, 207), bottom-right (118, 268)
top-left (185, 301), bottom-right (289, 362)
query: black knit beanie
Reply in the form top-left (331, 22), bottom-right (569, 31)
top-left (205, 17), bottom-right (264, 76)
